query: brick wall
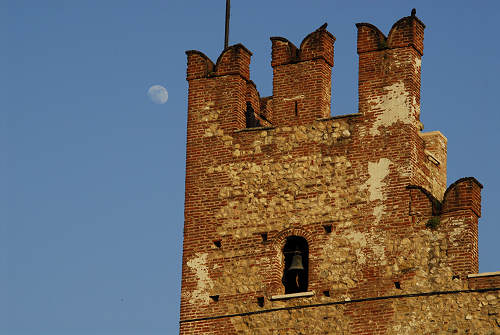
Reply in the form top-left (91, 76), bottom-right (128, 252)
top-left (179, 11), bottom-right (497, 334)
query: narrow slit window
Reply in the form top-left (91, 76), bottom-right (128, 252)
top-left (245, 102), bottom-right (260, 128)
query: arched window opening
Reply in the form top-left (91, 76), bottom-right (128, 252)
top-left (282, 236), bottom-right (308, 294)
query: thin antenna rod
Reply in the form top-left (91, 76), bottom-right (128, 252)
top-left (224, 0), bottom-right (230, 49)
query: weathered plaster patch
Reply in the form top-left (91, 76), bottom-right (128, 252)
top-left (204, 123), bottom-right (218, 137)
top-left (363, 158), bottom-right (391, 206)
top-left (368, 81), bottom-right (417, 136)
top-left (413, 96), bottom-right (421, 119)
top-left (343, 231), bottom-right (386, 265)
top-left (186, 253), bottom-right (213, 305)
top-left (200, 109), bottom-right (219, 122)
top-left (371, 243), bottom-right (386, 263)
top-left (345, 231), bottom-right (368, 248)
top-left (449, 224), bottom-right (465, 247)
top-left (414, 57), bottom-right (421, 74)
top-left (345, 231), bottom-right (368, 264)
top-left (373, 205), bottom-right (384, 223)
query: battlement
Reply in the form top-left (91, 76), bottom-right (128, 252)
top-left (186, 44), bottom-right (252, 81)
top-left (442, 177), bottom-right (483, 217)
top-left (408, 177), bottom-right (483, 277)
top-left (356, 12), bottom-right (425, 55)
top-left (186, 24), bottom-right (335, 128)
top-left (186, 14), bottom-right (425, 132)
top-left (270, 24), bottom-right (335, 67)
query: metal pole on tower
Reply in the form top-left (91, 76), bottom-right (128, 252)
top-left (224, 0), bottom-right (230, 49)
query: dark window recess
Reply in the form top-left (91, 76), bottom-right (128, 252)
top-left (394, 281), bottom-right (401, 289)
top-left (209, 295), bottom-right (219, 302)
top-left (261, 232), bottom-right (268, 242)
top-left (213, 240), bottom-right (222, 248)
top-left (245, 102), bottom-right (261, 128)
top-left (257, 296), bottom-right (264, 307)
top-left (452, 275), bottom-right (460, 280)
top-left (294, 101), bottom-right (298, 116)
top-left (282, 235), bottom-right (309, 294)
top-left (323, 290), bottom-right (330, 297)
top-left (323, 224), bottom-right (332, 234)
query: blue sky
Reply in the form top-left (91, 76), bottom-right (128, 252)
top-left (3, 0), bottom-right (499, 334)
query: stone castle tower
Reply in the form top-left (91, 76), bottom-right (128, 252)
top-left (179, 11), bottom-right (499, 334)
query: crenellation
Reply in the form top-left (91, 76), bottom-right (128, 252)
top-left (185, 50), bottom-right (215, 80)
top-left (270, 25), bottom-right (335, 126)
top-left (213, 44), bottom-right (252, 80)
top-left (386, 14), bottom-right (425, 56)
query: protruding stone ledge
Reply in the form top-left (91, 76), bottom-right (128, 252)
top-left (316, 113), bottom-right (362, 121)
top-left (270, 291), bottom-right (315, 301)
top-left (467, 271), bottom-right (500, 278)
top-left (467, 271), bottom-right (500, 290)
top-left (234, 126), bottom-right (275, 133)
top-left (419, 130), bottom-right (448, 142)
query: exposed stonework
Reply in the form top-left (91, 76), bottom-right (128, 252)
top-left (180, 290), bottom-right (499, 335)
top-left (179, 11), bottom-right (498, 335)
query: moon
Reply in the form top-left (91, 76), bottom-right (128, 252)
top-left (147, 85), bottom-right (168, 104)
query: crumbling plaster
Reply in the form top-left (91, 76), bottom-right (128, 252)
top-left (186, 253), bottom-right (214, 305)
top-left (368, 81), bottom-right (420, 136)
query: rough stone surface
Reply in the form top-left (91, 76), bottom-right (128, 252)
top-left (180, 13), bottom-right (498, 335)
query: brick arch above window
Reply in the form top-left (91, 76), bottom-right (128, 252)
top-left (266, 227), bottom-right (314, 296)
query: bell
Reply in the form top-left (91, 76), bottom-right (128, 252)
top-left (287, 251), bottom-right (304, 272)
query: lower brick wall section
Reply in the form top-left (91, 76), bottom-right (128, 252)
top-left (180, 288), bottom-right (500, 334)
top-left (469, 274), bottom-right (500, 290)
